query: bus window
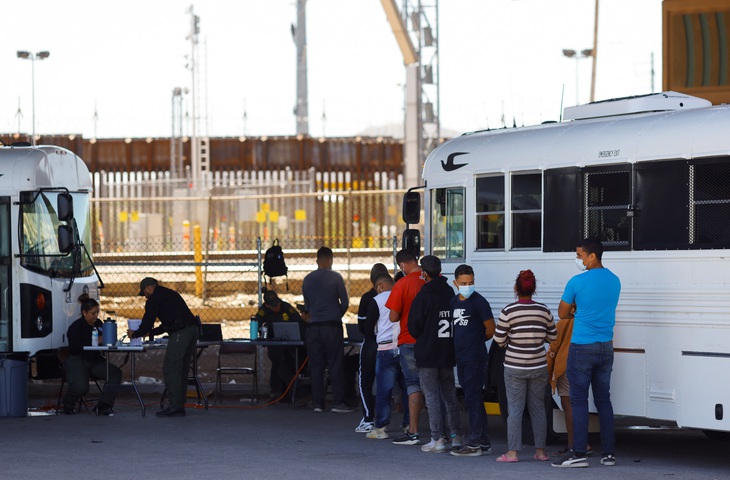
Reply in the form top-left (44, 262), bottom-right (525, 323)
top-left (476, 176), bottom-right (505, 249)
top-left (511, 173), bottom-right (541, 249)
top-left (20, 191), bottom-right (94, 277)
top-left (690, 158), bottom-right (730, 247)
top-left (584, 166), bottom-right (631, 249)
top-left (431, 187), bottom-right (465, 259)
top-left (0, 198), bottom-right (9, 351)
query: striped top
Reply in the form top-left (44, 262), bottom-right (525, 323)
top-left (494, 300), bottom-right (557, 370)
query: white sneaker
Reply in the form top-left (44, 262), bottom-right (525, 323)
top-left (421, 438), bottom-right (448, 453)
top-left (355, 418), bottom-right (374, 433)
top-left (366, 427), bottom-right (389, 439)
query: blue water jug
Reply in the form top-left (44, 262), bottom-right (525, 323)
top-left (250, 317), bottom-right (259, 340)
top-left (102, 319), bottom-right (117, 346)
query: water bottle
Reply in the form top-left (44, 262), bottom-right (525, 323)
top-left (261, 323), bottom-right (268, 340)
top-left (250, 316), bottom-right (259, 340)
top-left (102, 319), bottom-right (117, 346)
top-left (91, 327), bottom-right (98, 346)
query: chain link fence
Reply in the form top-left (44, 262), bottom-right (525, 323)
top-left (92, 187), bottom-right (410, 340)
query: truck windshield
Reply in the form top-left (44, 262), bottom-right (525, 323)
top-left (20, 191), bottom-right (93, 277)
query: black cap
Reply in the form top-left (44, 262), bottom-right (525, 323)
top-left (138, 277), bottom-right (158, 296)
top-left (263, 290), bottom-right (281, 306)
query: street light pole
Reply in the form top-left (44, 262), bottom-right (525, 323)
top-left (562, 48), bottom-right (592, 105)
top-left (16, 50), bottom-right (50, 147)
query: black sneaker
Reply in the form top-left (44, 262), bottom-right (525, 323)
top-left (392, 431), bottom-right (420, 445)
top-left (93, 403), bottom-right (114, 416)
top-left (450, 444), bottom-right (482, 457)
top-left (480, 444), bottom-right (493, 454)
top-left (600, 454), bottom-right (616, 466)
top-left (552, 451), bottom-right (589, 468)
top-left (62, 406), bottom-right (76, 415)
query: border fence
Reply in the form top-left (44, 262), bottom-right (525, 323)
top-left (91, 168), bottom-right (411, 340)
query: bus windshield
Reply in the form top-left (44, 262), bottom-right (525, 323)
top-left (20, 191), bottom-right (93, 277)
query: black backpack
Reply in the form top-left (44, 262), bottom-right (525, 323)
top-left (263, 239), bottom-right (288, 288)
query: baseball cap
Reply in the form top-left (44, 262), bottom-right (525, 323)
top-left (263, 290), bottom-right (281, 306)
top-left (138, 277), bottom-right (158, 296)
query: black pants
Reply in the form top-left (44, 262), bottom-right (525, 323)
top-left (267, 345), bottom-right (301, 397)
top-left (358, 338), bottom-right (376, 421)
top-left (306, 324), bottom-right (345, 408)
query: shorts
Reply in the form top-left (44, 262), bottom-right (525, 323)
top-left (398, 344), bottom-right (421, 395)
top-left (556, 373), bottom-right (570, 397)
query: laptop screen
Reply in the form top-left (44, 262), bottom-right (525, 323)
top-left (345, 323), bottom-right (364, 342)
top-left (271, 322), bottom-right (301, 341)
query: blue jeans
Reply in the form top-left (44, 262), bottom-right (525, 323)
top-left (374, 349), bottom-right (410, 429)
top-left (457, 361), bottom-right (490, 447)
top-left (398, 344), bottom-right (421, 395)
top-left (567, 342), bottom-right (615, 455)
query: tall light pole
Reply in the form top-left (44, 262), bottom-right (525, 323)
top-left (562, 48), bottom-right (592, 105)
top-left (16, 50), bottom-right (50, 146)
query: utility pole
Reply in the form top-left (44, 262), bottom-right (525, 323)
top-left (589, 0), bottom-right (599, 102)
top-left (187, 5), bottom-right (201, 187)
top-left (293, 0), bottom-right (309, 136)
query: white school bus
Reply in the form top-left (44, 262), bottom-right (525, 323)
top-left (402, 92), bottom-right (730, 435)
top-left (0, 144), bottom-right (99, 358)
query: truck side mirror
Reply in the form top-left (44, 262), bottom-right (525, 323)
top-left (57, 193), bottom-right (74, 222)
top-left (58, 225), bottom-right (74, 254)
top-left (402, 191), bottom-right (421, 225)
top-left (402, 229), bottom-right (421, 259)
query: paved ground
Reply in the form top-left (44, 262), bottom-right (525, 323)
top-left (2, 388), bottom-right (730, 480)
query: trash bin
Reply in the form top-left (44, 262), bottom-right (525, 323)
top-left (0, 352), bottom-right (29, 417)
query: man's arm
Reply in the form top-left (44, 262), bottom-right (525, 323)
top-left (483, 318), bottom-right (495, 340)
top-left (407, 295), bottom-right (424, 339)
top-left (363, 299), bottom-right (379, 336)
top-left (558, 300), bottom-right (574, 320)
top-left (130, 299), bottom-right (158, 338)
top-left (337, 277), bottom-right (349, 317)
top-left (389, 309), bottom-right (401, 323)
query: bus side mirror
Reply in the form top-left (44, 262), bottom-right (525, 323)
top-left (57, 193), bottom-right (74, 222)
top-left (402, 191), bottom-right (421, 225)
top-left (58, 225), bottom-right (74, 254)
top-left (402, 229), bottom-right (421, 259)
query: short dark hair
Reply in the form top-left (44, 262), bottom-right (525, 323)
top-left (370, 263), bottom-right (389, 285)
top-left (316, 246), bottom-right (333, 260)
top-left (395, 249), bottom-right (417, 264)
top-left (578, 237), bottom-right (604, 261)
top-left (373, 274), bottom-right (394, 289)
top-left (420, 255), bottom-right (441, 278)
top-left (454, 264), bottom-right (474, 279)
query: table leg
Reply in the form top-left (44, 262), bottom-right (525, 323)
top-left (129, 352), bottom-right (145, 416)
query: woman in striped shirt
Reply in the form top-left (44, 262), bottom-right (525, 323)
top-left (493, 270), bottom-right (557, 463)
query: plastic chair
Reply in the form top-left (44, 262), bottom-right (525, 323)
top-left (215, 342), bottom-right (258, 403)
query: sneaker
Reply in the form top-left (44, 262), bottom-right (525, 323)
top-left (600, 454), bottom-right (616, 466)
top-left (450, 444), bottom-right (482, 457)
top-left (62, 406), bottom-right (76, 415)
top-left (331, 403), bottom-right (354, 413)
top-left (421, 438), bottom-right (448, 453)
top-left (480, 444), bottom-right (493, 454)
top-left (392, 431), bottom-right (420, 445)
top-left (313, 407), bottom-right (324, 413)
top-left (93, 404), bottom-right (114, 416)
top-left (450, 434), bottom-right (463, 449)
top-left (355, 418), bottom-right (374, 433)
top-left (552, 451), bottom-right (589, 468)
top-left (366, 427), bottom-right (389, 440)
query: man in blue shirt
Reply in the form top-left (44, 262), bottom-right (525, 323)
top-left (553, 238), bottom-right (621, 469)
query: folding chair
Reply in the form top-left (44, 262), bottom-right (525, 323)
top-left (55, 347), bottom-right (103, 414)
top-left (215, 342), bottom-right (258, 403)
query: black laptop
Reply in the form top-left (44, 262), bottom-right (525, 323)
top-left (345, 323), bottom-right (364, 342)
top-left (271, 322), bottom-right (302, 341)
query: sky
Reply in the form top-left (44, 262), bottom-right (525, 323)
top-left (0, 0), bottom-right (663, 139)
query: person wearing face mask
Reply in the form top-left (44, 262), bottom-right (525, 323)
top-left (552, 238), bottom-right (621, 469)
top-left (449, 264), bottom-right (495, 456)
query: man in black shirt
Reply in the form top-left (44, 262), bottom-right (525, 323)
top-left (128, 277), bottom-right (199, 417)
top-left (255, 289), bottom-right (305, 402)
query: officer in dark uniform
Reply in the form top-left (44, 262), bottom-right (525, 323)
top-left (255, 289), bottom-right (305, 402)
top-left (128, 277), bottom-right (199, 417)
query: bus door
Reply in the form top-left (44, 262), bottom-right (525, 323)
top-left (0, 197), bottom-right (11, 351)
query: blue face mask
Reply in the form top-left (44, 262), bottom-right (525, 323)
top-left (458, 285), bottom-right (475, 298)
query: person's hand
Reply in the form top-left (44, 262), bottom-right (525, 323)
top-left (301, 312), bottom-right (310, 323)
top-left (126, 329), bottom-right (135, 338)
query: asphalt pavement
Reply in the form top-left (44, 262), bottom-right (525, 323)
top-left (2, 390), bottom-right (730, 480)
